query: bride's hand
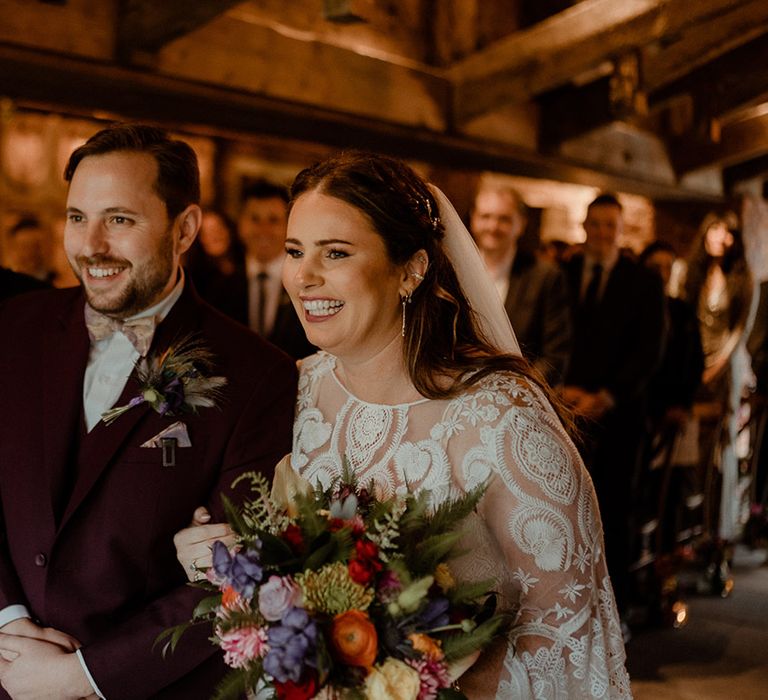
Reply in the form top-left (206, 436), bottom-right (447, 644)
top-left (174, 507), bottom-right (236, 582)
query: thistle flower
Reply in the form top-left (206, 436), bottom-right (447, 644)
top-left (296, 562), bottom-right (373, 614)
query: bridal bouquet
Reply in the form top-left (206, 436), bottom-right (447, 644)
top-left (161, 459), bottom-right (509, 700)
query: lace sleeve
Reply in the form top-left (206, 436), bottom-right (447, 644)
top-left (472, 380), bottom-right (632, 699)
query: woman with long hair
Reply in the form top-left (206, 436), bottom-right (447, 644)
top-left (685, 211), bottom-right (753, 545)
top-left (176, 152), bottom-right (630, 698)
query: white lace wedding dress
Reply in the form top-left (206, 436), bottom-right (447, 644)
top-left (290, 352), bottom-right (632, 699)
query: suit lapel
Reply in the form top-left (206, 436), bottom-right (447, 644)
top-left (59, 282), bottom-right (204, 531)
top-left (42, 292), bottom-right (90, 534)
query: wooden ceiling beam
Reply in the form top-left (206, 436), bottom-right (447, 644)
top-left (670, 110), bottom-right (768, 174)
top-left (649, 33), bottom-right (768, 117)
top-left (449, 0), bottom-right (750, 124)
top-left (723, 153), bottom-right (768, 193)
top-left (538, 29), bottom-right (768, 150)
top-left (642, 0), bottom-right (768, 93)
top-left (117, 0), bottom-right (243, 58)
top-left (0, 43), bottom-right (721, 202)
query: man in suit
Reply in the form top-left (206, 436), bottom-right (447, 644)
top-left (0, 124), bottom-right (297, 699)
top-left (470, 183), bottom-right (572, 385)
top-left (197, 181), bottom-right (314, 360)
top-left (562, 193), bottom-right (666, 616)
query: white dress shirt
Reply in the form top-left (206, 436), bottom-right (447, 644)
top-left (247, 255), bottom-right (285, 336)
top-left (481, 246), bottom-right (516, 302)
top-left (83, 274), bottom-right (184, 431)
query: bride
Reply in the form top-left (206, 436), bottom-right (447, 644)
top-left (175, 151), bottom-right (631, 699)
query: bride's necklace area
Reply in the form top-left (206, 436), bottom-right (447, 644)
top-left (334, 359), bottom-right (422, 406)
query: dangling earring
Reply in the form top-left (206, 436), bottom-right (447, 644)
top-left (401, 292), bottom-right (412, 337)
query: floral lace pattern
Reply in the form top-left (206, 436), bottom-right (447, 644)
top-left (291, 353), bottom-right (632, 699)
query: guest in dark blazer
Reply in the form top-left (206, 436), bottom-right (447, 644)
top-left (194, 182), bottom-right (314, 360)
top-left (0, 265), bottom-right (49, 301)
top-left (640, 241), bottom-right (704, 426)
top-left (562, 193), bottom-right (666, 615)
top-left (470, 184), bottom-right (572, 384)
top-left (0, 124), bottom-right (297, 699)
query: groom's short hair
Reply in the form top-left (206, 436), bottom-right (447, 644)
top-left (64, 123), bottom-right (200, 219)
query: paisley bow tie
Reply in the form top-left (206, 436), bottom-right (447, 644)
top-left (84, 305), bottom-right (157, 357)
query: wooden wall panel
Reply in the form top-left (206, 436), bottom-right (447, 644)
top-left (0, 0), bottom-right (116, 60)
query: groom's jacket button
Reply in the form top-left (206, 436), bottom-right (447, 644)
top-left (34, 553), bottom-right (47, 567)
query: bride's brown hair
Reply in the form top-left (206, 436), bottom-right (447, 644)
top-left (290, 151), bottom-right (571, 425)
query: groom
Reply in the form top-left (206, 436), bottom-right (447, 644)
top-left (0, 124), bottom-right (297, 698)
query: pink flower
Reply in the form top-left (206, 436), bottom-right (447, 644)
top-left (406, 657), bottom-right (452, 700)
top-left (258, 575), bottom-right (301, 621)
top-left (219, 626), bottom-right (269, 668)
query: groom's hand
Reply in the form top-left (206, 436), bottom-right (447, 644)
top-left (0, 618), bottom-right (80, 652)
top-left (0, 633), bottom-right (93, 699)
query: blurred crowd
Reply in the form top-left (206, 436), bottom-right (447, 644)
top-left (3, 174), bottom-right (767, 630)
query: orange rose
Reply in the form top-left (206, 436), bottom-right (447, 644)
top-left (408, 632), bottom-right (444, 660)
top-left (330, 610), bottom-right (378, 668)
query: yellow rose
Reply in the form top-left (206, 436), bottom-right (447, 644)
top-left (270, 454), bottom-right (313, 517)
top-left (365, 659), bottom-right (421, 700)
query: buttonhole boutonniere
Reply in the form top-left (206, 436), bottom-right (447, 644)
top-left (102, 334), bottom-right (227, 426)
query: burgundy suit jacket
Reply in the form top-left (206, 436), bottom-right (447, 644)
top-left (0, 282), bottom-right (298, 699)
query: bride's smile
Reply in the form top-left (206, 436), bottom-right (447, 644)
top-left (283, 190), bottom-right (408, 363)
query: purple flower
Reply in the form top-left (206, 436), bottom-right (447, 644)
top-left (263, 607), bottom-right (318, 683)
top-left (212, 540), bottom-right (262, 600)
top-left (159, 377), bottom-right (185, 415)
top-left (259, 575), bottom-right (301, 621)
top-left (418, 598), bottom-right (450, 630)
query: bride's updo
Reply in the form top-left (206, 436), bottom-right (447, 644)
top-left (290, 151), bottom-right (547, 403)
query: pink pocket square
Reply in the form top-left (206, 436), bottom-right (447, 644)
top-left (140, 421), bottom-right (191, 448)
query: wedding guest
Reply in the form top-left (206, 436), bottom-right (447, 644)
top-left (640, 241), bottom-right (704, 550)
top-left (748, 281), bottom-right (768, 507)
top-left (561, 193), bottom-right (666, 618)
top-left (641, 241), bottom-right (704, 431)
top-left (538, 238), bottom-right (573, 265)
top-left (238, 181), bottom-right (314, 359)
top-left (176, 152), bottom-right (631, 698)
top-left (184, 209), bottom-right (247, 321)
top-left (684, 210), bottom-right (754, 543)
top-left (470, 184), bottom-right (572, 384)
top-left (5, 216), bottom-right (54, 283)
top-left (0, 124), bottom-right (297, 699)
